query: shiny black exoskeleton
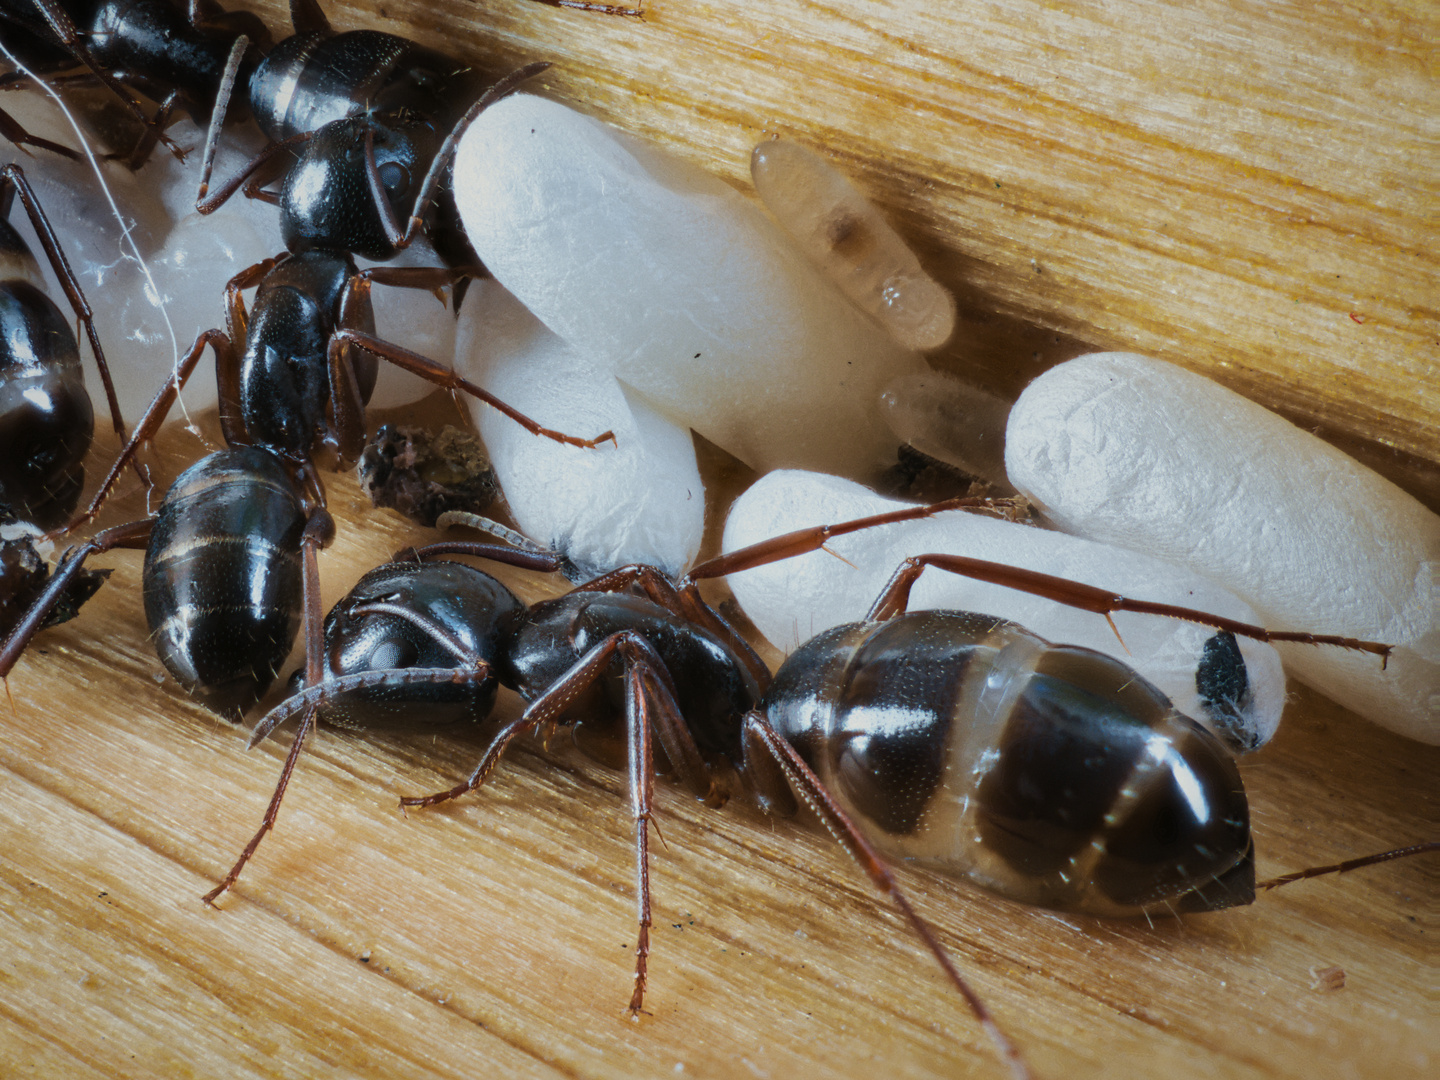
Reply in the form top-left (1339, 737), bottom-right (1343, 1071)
top-left (764, 611), bottom-right (1255, 916)
top-left (232, 248), bottom-right (375, 462)
top-left (200, 0), bottom-right (486, 263)
top-left (0, 162), bottom-right (120, 527)
top-left (218, 513), bottom-right (1282, 1075)
top-left (0, 0), bottom-right (270, 161)
top-left (143, 447), bottom-right (309, 717)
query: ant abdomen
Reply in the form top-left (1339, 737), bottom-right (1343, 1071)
top-left (764, 610), bottom-right (1254, 916)
top-left (142, 448), bottom-right (308, 720)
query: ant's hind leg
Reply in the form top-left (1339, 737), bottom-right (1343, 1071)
top-left (741, 712), bottom-right (1031, 1080)
top-left (864, 553), bottom-right (1392, 663)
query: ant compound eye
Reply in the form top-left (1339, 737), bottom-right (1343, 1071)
top-left (378, 161), bottom-right (411, 198)
top-left (368, 638), bottom-right (419, 670)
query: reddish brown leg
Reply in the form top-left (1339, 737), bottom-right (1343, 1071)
top-left (401, 631), bottom-right (719, 809)
top-left (60, 329), bottom-right (232, 536)
top-left (1257, 841), bottom-right (1438, 892)
top-left (396, 539), bottom-right (569, 576)
top-left (0, 105), bottom-right (79, 159)
top-left (623, 661), bottom-right (660, 1013)
top-left (330, 329), bottom-right (617, 450)
top-left (685, 496), bottom-right (990, 584)
top-left (742, 712), bottom-right (1031, 1080)
top-left (2, 163), bottom-right (127, 445)
top-left (865, 554), bottom-right (1392, 662)
top-left (204, 508), bottom-right (331, 905)
top-left (0, 518), bottom-right (153, 679)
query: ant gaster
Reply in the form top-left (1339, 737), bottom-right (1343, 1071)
top-left (207, 499), bottom-right (1399, 1080)
top-left (0, 162), bottom-right (125, 527)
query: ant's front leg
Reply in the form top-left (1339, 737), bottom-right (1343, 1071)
top-left (60, 329), bottom-right (232, 536)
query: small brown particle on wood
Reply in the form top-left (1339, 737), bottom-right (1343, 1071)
top-left (1309, 965), bottom-right (1345, 992)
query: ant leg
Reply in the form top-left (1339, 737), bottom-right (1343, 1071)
top-left (687, 495), bottom-right (995, 583)
top-left (1257, 841), bottom-right (1438, 892)
top-left (61, 328), bottom-right (232, 535)
top-left (0, 105), bottom-right (79, 159)
top-left (864, 553), bottom-right (1392, 663)
top-left (204, 507), bottom-right (331, 905)
top-left (194, 34), bottom-right (250, 201)
top-left (741, 711), bottom-right (1031, 1080)
top-left (2, 163), bottom-right (126, 445)
top-left (613, 654), bottom-right (734, 1012)
top-left (395, 539), bottom-right (568, 575)
top-left (330, 329), bottom-right (617, 450)
top-left (621, 661), bottom-right (663, 1014)
top-left (0, 518), bottom-right (153, 679)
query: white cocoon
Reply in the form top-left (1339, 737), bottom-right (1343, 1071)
top-left (457, 279), bottom-right (704, 579)
top-left (1, 101), bottom-right (277, 425)
top-left (453, 94), bottom-right (926, 478)
top-left (1005, 352), bottom-right (1439, 743)
top-left (722, 469), bottom-right (1287, 749)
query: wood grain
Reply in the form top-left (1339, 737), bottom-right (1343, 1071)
top-left (0, 2), bottom-right (1436, 1080)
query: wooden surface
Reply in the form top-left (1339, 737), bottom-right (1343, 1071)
top-left (1, 3), bottom-right (1437, 1080)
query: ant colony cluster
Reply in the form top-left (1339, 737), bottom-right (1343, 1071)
top-left (2, 5), bottom-right (1434, 1078)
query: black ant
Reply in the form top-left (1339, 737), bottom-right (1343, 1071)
top-left (0, 66), bottom-right (611, 721)
top-left (196, 0), bottom-right (639, 269)
top-left (0, 0), bottom-right (271, 166)
top-left (196, 497), bottom-right (1415, 1080)
top-left (0, 162), bottom-right (126, 528)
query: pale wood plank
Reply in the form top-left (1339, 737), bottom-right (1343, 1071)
top-left (0, 1), bottom-right (1435, 1078)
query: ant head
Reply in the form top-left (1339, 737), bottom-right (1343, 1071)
top-left (278, 113), bottom-right (439, 260)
